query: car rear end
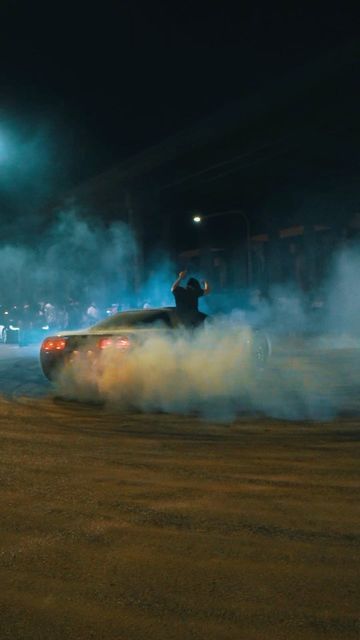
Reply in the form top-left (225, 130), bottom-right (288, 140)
top-left (40, 332), bottom-right (133, 380)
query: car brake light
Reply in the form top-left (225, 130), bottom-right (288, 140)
top-left (42, 337), bottom-right (67, 351)
top-left (98, 336), bottom-right (131, 350)
top-left (98, 337), bottom-right (113, 350)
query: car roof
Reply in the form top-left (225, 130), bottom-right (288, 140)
top-left (89, 307), bottom-right (179, 331)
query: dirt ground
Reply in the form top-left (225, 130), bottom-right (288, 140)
top-left (0, 393), bottom-right (359, 640)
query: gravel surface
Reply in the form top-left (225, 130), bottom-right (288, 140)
top-left (0, 344), bottom-right (359, 639)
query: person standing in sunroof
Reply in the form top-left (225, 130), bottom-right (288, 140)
top-left (171, 270), bottom-right (210, 327)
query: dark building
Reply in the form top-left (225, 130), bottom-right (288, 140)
top-left (59, 40), bottom-right (359, 296)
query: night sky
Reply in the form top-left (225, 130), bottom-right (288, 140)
top-left (0, 1), bottom-right (359, 207)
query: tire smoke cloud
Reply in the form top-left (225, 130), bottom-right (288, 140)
top-left (0, 206), bottom-right (358, 421)
top-left (54, 238), bottom-right (360, 422)
top-left (0, 209), bottom-right (139, 308)
top-left (55, 304), bottom-right (359, 422)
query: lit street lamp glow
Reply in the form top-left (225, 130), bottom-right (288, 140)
top-left (190, 209), bottom-right (253, 286)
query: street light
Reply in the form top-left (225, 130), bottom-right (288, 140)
top-left (191, 209), bottom-right (252, 286)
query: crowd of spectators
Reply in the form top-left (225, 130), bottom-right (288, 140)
top-left (0, 299), bottom-right (122, 335)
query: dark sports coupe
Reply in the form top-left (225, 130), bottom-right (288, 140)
top-left (40, 307), bottom-right (271, 381)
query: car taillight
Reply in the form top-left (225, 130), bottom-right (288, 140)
top-left (41, 337), bottom-right (67, 351)
top-left (98, 335), bottom-right (131, 350)
top-left (98, 337), bottom-right (113, 350)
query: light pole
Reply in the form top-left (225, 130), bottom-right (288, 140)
top-left (192, 209), bottom-right (252, 287)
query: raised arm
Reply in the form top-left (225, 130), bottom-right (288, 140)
top-left (202, 279), bottom-right (211, 296)
top-left (171, 270), bottom-right (187, 292)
